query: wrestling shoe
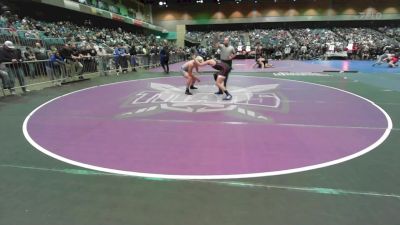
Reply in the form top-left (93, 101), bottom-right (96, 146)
top-left (223, 94), bottom-right (232, 101)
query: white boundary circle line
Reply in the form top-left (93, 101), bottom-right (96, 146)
top-left (22, 75), bottom-right (393, 180)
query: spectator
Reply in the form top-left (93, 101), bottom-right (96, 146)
top-left (96, 46), bottom-right (109, 76)
top-left (129, 44), bottom-right (137, 72)
top-left (0, 68), bottom-right (12, 94)
top-left (23, 47), bottom-right (36, 78)
top-left (70, 43), bottom-right (84, 78)
top-left (113, 43), bottom-right (128, 75)
top-left (274, 48), bottom-right (283, 60)
top-left (59, 43), bottom-right (73, 77)
top-left (33, 43), bottom-right (48, 60)
top-left (149, 45), bottom-right (158, 67)
top-left (142, 45), bottom-right (149, 67)
top-left (0, 41), bottom-right (28, 93)
top-left (48, 51), bottom-right (65, 85)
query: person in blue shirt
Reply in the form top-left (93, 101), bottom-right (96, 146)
top-left (48, 51), bottom-right (65, 84)
top-left (113, 43), bottom-right (128, 75)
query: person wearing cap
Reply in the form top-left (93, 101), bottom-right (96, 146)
top-left (0, 41), bottom-right (29, 93)
top-left (180, 56), bottom-right (203, 95)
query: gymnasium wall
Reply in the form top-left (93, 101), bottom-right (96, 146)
top-left (152, 0), bottom-right (400, 31)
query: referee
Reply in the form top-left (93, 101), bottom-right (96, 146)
top-left (214, 37), bottom-right (236, 94)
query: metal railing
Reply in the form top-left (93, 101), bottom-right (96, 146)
top-left (0, 52), bottom-right (185, 96)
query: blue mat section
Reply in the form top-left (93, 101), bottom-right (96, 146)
top-left (305, 60), bottom-right (400, 74)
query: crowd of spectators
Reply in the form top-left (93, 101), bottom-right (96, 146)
top-left (0, 13), bottom-right (190, 60)
top-left (333, 28), bottom-right (398, 60)
top-left (286, 28), bottom-right (342, 60)
top-left (378, 27), bottom-right (400, 42)
top-left (250, 29), bottom-right (295, 47)
top-left (186, 31), bottom-right (246, 48)
top-left (249, 29), bottom-right (297, 59)
top-left (1, 14), bottom-right (168, 51)
top-left (187, 28), bottom-right (400, 60)
top-left (185, 31), bottom-right (203, 42)
top-left (0, 12), bottom-right (189, 95)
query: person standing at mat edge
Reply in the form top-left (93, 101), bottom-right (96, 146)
top-left (214, 37), bottom-right (235, 95)
top-left (160, 42), bottom-right (170, 74)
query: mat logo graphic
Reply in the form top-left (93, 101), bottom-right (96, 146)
top-left (117, 83), bottom-right (286, 121)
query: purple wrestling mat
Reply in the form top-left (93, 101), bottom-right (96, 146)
top-left (23, 76), bottom-right (392, 179)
